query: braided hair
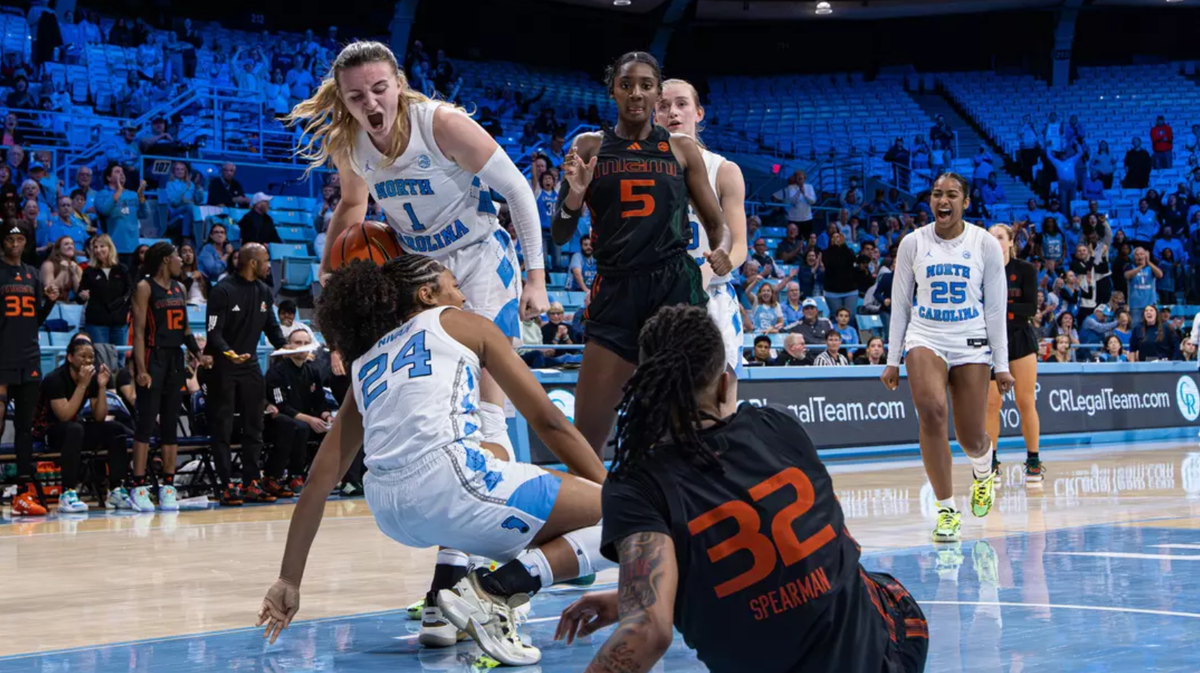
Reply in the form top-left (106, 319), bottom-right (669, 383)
top-left (316, 254), bottom-right (445, 363)
top-left (142, 241), bottom-right (176, 279)
top-left (609, 304), bottom-right (727, 479)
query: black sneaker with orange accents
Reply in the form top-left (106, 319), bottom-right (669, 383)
top-left (220, 485), bottom-right (244, 507)
top-left (244, 480), bottom-right (277, 503)
top-left (263, 477), bottom-right (294, 499)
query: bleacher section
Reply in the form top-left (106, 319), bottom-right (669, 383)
top-left (941, 64), bottom-right (1200, 196)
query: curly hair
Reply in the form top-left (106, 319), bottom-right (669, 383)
top-left (315, 255), bottom-right (445, 363)
top-left (609, 304), bottom-right (726, 479)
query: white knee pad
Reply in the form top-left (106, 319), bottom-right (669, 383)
top-left (562, 524), bottom-right (615, 578)
top-left (478, 401), bottom-right (514, 459)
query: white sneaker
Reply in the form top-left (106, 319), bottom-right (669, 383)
top-left (129, 486), bottom-right (155, 512)
top-left (438, 574), bottom-right (541, 666)
top-left (158, 485), bottom-right (179, 511)
top-left (106, 487), bottom-right (133, 510)
top-left (418, 603), bottom-right (466, 648)
top-left (57, 489), bottom-right (89, 513)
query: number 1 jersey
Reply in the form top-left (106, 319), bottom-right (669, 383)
top-left (351, 306), bottom-right (483, 473)
top-left (600, 405), bottom-right (890, 673)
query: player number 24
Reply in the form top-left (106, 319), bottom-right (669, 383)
top-left (688, 467), bottom-right (836, 599)
top-left (358, 330), bottom-right (433, 409)
top-left (4, 295), bottom-right (35, 317)
top-left (930, 280), bottom-right (967, 305)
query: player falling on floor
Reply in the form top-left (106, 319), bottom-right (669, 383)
top-left (129, 242), bottom-right (210, 511)
top-left (656, 78), bottom-right (749, 385)
top-left (550, 51), bottom-right (732, 461)
top-left (881, 173), bottom-right (1013, 543)
top-left (287, 40), bottom-right (550, 638)
top-left (554, 305), bottom-right (929, 673)
top-left (985, 224), bottom-right (1044, 482)
top-left (0, 223), bottom-right (59, 516)
top-left (257, 255), bottom-right (616, 667)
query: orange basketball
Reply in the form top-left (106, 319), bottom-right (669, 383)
top-left (329, 221), bottom-right (403, 269)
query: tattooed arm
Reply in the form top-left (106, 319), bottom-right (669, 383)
top-left (583, 532), bottom-right (678, 673)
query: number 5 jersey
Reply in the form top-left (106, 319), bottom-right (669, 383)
top-left (600, 404), bottom-right (925, 673)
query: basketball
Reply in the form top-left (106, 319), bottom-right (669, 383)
top-left (328, 220), bottom-right (403, 269)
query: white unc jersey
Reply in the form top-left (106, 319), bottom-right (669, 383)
top-left (687, 147), bottom-right (730, 286)
top-left (348, 101), bottom-right (498, 257)
top-left (352, 306), bottom-right (483, 471)
top-left (903, 223), bottom-right (993, 345)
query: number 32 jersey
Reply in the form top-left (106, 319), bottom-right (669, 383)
top-left (600, 405), bottom-right (891, 673)
top-left (351, 306), bottom-right (483, 472)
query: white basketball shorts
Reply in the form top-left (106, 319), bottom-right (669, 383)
top-left (707, 281), bottom-right (744, 375)
top-left (364, 442), bottom-right (560, 562)
top-left (904, 333), bottom-right (994, 369)
top-left (440, 228), bottom-right (522, 340)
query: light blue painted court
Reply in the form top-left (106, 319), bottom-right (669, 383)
top-left (4, 442), bottom-right (1198, 673)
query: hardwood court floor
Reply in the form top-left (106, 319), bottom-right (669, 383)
top-left (2, 439), bottom-right (1199, 672)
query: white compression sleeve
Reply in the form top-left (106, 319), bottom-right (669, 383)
top-left (886, 235), bottom-right (917, 367)
top-left (981, 233), bottom-right (1011, 373)
top-left (477, 147), bottom-right (544, 270)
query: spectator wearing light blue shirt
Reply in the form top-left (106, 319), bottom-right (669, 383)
top-left (971, 148), bottom-right (994, 193)
top-left (104, 126), bottom-right (142, 185)
top-left (71, 166), bottom-right (97, 220)
top-left (981, 173), bottom-right (1006, 206)
top-left (1045, 146), bottom-right (1081, 216)
top-left (47, 195), bottom-right (92, 248)
top-left (567, 235), bottom-right (597, 292)
top-left (163, 161), bottom-right (207, 241)
top-left (1123, 247), bottom-right (1161, 327)
top-left (94, 164), bottom-right (148, 262)
top-left (748, 283), bottom-right (784, 334)
top-left (780, 282), bottom-right (804, 330)
top-left (1127, 200), bottom-right (1161, 246)
top-left (1081, 304), bottom-right (1118, 345)
top-left (1152, 226), bottom-right (1189, 267)
top-left (832, 307), bottom-right (859, 347)
top-left (1040, 218), bottom-right (1067, 265)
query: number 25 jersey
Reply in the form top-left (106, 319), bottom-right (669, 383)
top-left (351, 306), bottom-right (482, 473)
top-left (600, 405), bottom-right (890, 673)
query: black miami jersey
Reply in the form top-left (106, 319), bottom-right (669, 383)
top-left (144, 279), bottom-right (187, 353)
top-left (600, 405), bottom-right (902, 673)
top-left (585, 125), bottom-right (689, 272)
top-left (0, 261), bottom-right (49, 372)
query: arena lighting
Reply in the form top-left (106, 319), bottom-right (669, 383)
top-left (613, 0), bottom-right (632, 5)
top-left (816, 1), bottom-right (833, 14)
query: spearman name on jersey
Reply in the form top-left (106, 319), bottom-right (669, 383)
top-left (348, 101), bottom-right (499, 257)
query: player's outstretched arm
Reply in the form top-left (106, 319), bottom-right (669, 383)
top-left (442, 309), bottom-right (607, 484)
top-left (672, 134), bottom-right (729, 264)
top-left (582, 532), bottom-right (678, 673)
top-left (319, 154), bottom-right (370, 280)
top-left (717, 161), bottom-right (749, 270)
top-left (259, 385), bottom-right (366, 643)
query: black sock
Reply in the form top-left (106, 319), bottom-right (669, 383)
top-left (162, 473), bottom-right (174, 486)
top-left (1027, 452), bottom-right (1039, 463)
top-left (476, 561), bottom-right (542, 599)
top-left (132, 475), bottom-right (146, 487)
top-left (431, 562), bottom-right (469, 594)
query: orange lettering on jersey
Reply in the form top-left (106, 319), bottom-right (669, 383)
top-left (746, 566), bottom-right (831, 622)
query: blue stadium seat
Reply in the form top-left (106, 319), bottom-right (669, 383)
top-left (57, 303), bottom-right (83, 328)
top-left (38, 331), bottom-right (50, 348)
top-left (856, 314), bottom-right (883, 335)
top-left (548, 272), bottom-right (568, 289)
top-left (742, 333), bottom-right (786, 348)
top-left (187, 305), bottom-right (206, 325)
top-left (270, 243), bottom-right (310, 260)
top-left (138, 237), bottom-right (170, 249)
top-left (281, 256), bottom-right (319, 291)
top-left (48, 331), bottom-right (74, 347)
top-left (276, 226), bottom-right (312, 243)
top-left (813, 296), bottom-right (829, 317)
top-left (270, 195), bottom-right (304, 211)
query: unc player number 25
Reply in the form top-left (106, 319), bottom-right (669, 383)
top-left (930, 281), bottom-right (967, 304)
top-left (358, 330), bottom-right (433, 409)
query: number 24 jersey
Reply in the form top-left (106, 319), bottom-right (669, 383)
top-left (600, 405), bottom-right (890, 673)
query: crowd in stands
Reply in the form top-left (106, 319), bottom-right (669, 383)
top-left (0, 2), bottom-right (1196, 373)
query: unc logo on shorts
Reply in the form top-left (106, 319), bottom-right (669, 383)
top-left (501, 516), bottom-right (530, 534)
top-left (417, 154), bottom-right (432, 169)
top-left (1176, 375), bottom-right (1200, 422)
top-left (547, 389), bottom-right (575, 424)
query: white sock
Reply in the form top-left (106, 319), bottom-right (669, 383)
top-left (479, 401), bottom-right (514, 459)
top-left (516, 548), bottom-right (554, 589)
top-left (436, 549), bottom-right (469, 568)
top-left (969, 446), bottom-right (995, 480)
top-left (468, 554), bottom-right (493, 571)
top-left (561, 524), bottom-right (614, 578)
top-left (936, 497), bottom-right (957, 511)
